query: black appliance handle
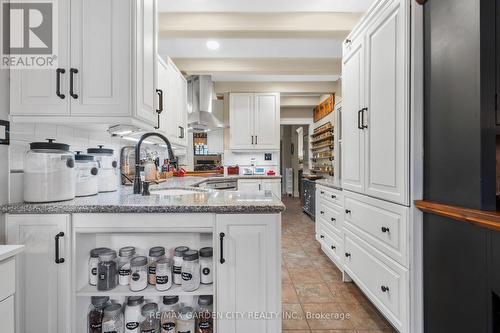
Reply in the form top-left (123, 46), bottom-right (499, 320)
top-left (56, 68), bottom-right (65, 99)
top-left (55, 232), bottom-right (65, 264)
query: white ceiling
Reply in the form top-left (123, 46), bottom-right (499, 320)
top-left (159, 0), bottom-right (375, 13)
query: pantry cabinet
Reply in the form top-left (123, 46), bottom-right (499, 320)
top-left (216, 214), bottom-right (281, 333)
top-left (6, 214), bottom-right (71, 333)
top-left (229, 93), bottom-right (280, 151)
top-left (341, 0), bottom-right (409, 206)
top-left (10, 0), bottom-right (158, 129)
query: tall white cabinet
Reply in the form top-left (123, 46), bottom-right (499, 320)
top-left (229, 93), bottom-right (280, 151)
top-left (10, 0), bottom-right (158, 128)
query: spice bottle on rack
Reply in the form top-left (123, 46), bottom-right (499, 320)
top-left (102, 303), bottom-right (124, 333)
top-left (160, 296), bottom-right (179, 333)
top-left (181, 250), bottom-right (201, 292)
top-left (88, 296), bottom-right (111, 333)
top-left (148, 246), bottom-right (166, 285)
top-left (199, 247), bottom-right (213, 285)
top-left (129, 256), bottom-right (148, 292)
top-left (97, 250), bottom-right (118, 291)
top-left (197, 296), bottom-right (213, 333)
top-left (173, 246), bottom-right (189, 285)
top-left (140, 303), bottom-right (160, 333)
top-left (177, 306), bottom-right (195, 333)
top-left (125, 296), bottom-right (144, 333)
top-left (118, 246), bottom-right (136, 286)
top-left (89, 247), bottom-right (110, 286)
top-left (155, 258), bottom-right (172, 291)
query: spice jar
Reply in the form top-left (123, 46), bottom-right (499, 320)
top-left (160, 296), bottom-right (179, 333)
top-left (102, 303), bottom-right (124, 333)
top-left (155, 258), bottom-right (172, 291)
top-left (177, 306), bottom-right (195, 333)
top-left (199, 247), bottom-right (213, 285)
top-left (130, 256), bottom-right (148, 292)
top-left (148, 246), bottom-right (166, 285)
top-left (89, 247), bottom-right (110, 286)
top-left (140, 303), bottom-right (160, 333)
top-left (118, 246), bottom-right (136, 286)
top-left (196, 296), bottom-right (213, 333)
top-left (98, 250), bottom-right (118, 291)
top-left (88, 296), bottom-right (111, 333)
top-left (173, 246), bottom-right (189, 285)
top-left (181, 250), bottom-right (201, 292)
top-left (125, 296), bottom-right (144, 333)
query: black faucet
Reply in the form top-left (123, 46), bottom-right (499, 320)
top-left (133, 132), bottom-right (177, 194)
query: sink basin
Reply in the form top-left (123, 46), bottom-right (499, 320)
top-left (150, 188), bottom-right (206, 196)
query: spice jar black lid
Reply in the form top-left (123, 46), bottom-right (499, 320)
top-left (130, 256), bottom-right (148, 267)
top-left (74, 151), bottom-right (95, 161)
top-left (163, 295), bottom-right (179, 305)
top-left (198, 295), bottom-right (213, 306)
top-left (183, 250), bottom-right (199, 261)
top-left (91, 296), bottom-right (110, 308)
top-left (90, 247), bottom-right (111, 258)
top-left (127, 296), bottom-right (144, 307)
top-left (87, 145), bottom-right (114, 155)
top-left (141, 303), bottom-right (158, 316)
top-left (103, 303), bottom-right (122, 316)
top-left (30, 139), bottom-right (70, 152)
top-left (119, 246), bottom-right (136, 257)
top-left (199, 247), bottom-right (213, 258)
top-left (99, 250), bottom-right (117, 261)
top-left (174, 246), bottom-right (189, 257)
top-left (149, 246), bottom-right (165, 257)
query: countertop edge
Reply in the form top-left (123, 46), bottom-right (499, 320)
top-left (315, 180), bottom-right (343, 191)
top-left (415, 200), bottom-right (500, 232)
top-left (0, 245), bottom-right (25, 262)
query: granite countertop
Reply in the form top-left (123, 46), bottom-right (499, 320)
top-left (0, 245), bottom-right (24, 262)
top-left (315, 179), bottom-right (342, 190)
top-left (1, 176), bottom-right (285, 215)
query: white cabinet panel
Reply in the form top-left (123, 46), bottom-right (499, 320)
top-left (70, 0), bottom-right (130, 116)
top-left (6, 215), bottom-right (70, 333)
top-left (262, 179), bottom-right (282, 199)
top-left (254, 93), bottom-right (280, 150)
top-left (237, 179), bottom-right (261, 192)
top-left (364, 0), bottom-right (408, 205)
top-left (0, 296), bottom-right (15, 333)
top-left (230, 93), bottom-right (255, 150)
top-left (341, 37), bottom-right (365, 194)
top-left (216, 215), bottom-right (281, 333)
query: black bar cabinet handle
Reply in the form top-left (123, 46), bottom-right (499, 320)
top-left (219, 232), bottom-right (226, 264)
top-left (56, 68), bottom-right (65, 99)
top-left (154, 113), bottom-right (160, 130)
top-left (251, 136), bottom-right (254, 144)
top-left (55, 232), bottom-right (65, 264)
top-left (156, 89), bottom-right (163, 114)
top-left (179, 126), bottom-right (184, 139)
top-left (362, 107), bottom-right (368, 129)
top-left (357, 109), bottom-right (363, 129)
top-left (70, 68), bottom-right (78, 99)
top-left (255, 136), bottom-right (258, 145)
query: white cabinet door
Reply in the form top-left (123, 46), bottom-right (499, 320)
top-left (237, 179), bottom-right (262, 192)
top-left (254, 93), bottom-right (280, 150)
top-left (262, 179), bottom-right (282, 198)
top-left (6, 215), bottom-right (70, 333)
top-left (0, 296), bottom-right (15, 333)
top-left (341, 36), bottom-right (365, 194)
top-left (216, 215), bottom-right (281, 333)
top-left (157, 57), bottom-right (175, 139)
top-left (134, 0), bottom-right (157, 126)
top-left (177, 73), bottom-right (188, 146)
top-left (10, 0), bottom-right (70, 116)
top-left (229, 93), bottom-right (255, 150)
top-left (69, 0), bottom-right (130, 116)
top-left (364, 0), bottom-right (409, 205)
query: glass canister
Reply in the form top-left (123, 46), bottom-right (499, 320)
top-left (130, 256), bottom-right (148, 292)
top-left (177, 306), bottom-right (195, 333)
top-left (148, 246), bottom-right (166, 285)
top-left (160, 296), bottom-right (179, 333)
top-left (74, 151), bottom-right (99, 197)
top-left (97, 250), bottom-right (118, 291)
top-left (199, 247), bottom-right (213, 285)
top-left (155, 258), bottom-right (172, 291)
top-left (89, 247), bottom-right (110, 286)
top-left (88, 296), bottom-right (111, 333)
top-left (181, 250), bottom-right (200, 292)
top-left (140, 303), bottom-right (160, 333)
top-left (23, 139), bottom-right (76, 203)
top-left (197, 296), bottom-right (213, 333)
top-left (102, 303), bottom-right (124, 333)
top-left (173, 246), bottom-right (189, 285)
top-left (125, 296), bottom-right (144, 333)
top-left (87, 146), bottom-right (118, 192)
top-left (118, 246), bottom-right (136, 286)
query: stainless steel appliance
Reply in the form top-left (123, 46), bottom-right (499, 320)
top-left (204, 179), bottom-right (237, 191)
top-left (302, 179), bottom-right (316, 219)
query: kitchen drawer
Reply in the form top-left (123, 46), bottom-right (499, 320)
top-left (317, 185), bottom-right (343, 208)
top-left (0, 295), bottom-right (15, 333)
top-left (0, 258), bottom-right (15, 301)
top-left (318, 202), bottom-right (343, 236)
top-left (344, 191), bottom-right (408, 266)
top-left (343, 229), bottom-right (407, 331)
top-left (318, 226), bottom-right (343, 269)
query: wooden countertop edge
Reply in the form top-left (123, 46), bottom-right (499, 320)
top-left (415, 200), bottom-right (500, 232)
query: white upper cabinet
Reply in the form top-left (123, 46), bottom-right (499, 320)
top-left (341, 0), bottom-right (409, 205)
top-left (229, 93), bottom-right (280, 151)
top-left (10, 0), bottom-right (158, 128)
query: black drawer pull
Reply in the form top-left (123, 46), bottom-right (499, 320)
top-left (345, 252), bottom-right (351, 258)
top-left (381, 286), bottom-right (390, 292)
top-left (55, 232), bottom-right (65, 264)
top-left (331, 195), bottom-right (336, 199)
top-left (331, 218), bottom-right (336, 222)
top-left (345, 209), bottom-right (351, 214)
top-left (320, 191), bottom-right (325, 194)
top-left (331, 245), bottom-right (336, 250)
top-left (219, 232), bottom-right (226, 264)
top-left (320, 211), bottom-right (325, 215)
top-left (320, 235), bottom-right (325, 239)
top-left (381, 227), bottom-right (390, 233)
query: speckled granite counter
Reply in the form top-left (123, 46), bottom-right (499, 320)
top-left (1, 176), bottom-right (285, 214)
top-left (315, 179), bottom-right (342, 190)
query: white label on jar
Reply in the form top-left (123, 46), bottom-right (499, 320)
top-left (173, 265), bottom-right (182, 284)
top-left (119, 263), bottom-right (131, 286)
top-left (156, 275), bottom-right (169, 284)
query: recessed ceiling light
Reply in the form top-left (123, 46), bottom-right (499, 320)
top-left (206, 40), bottom-right (220, 50)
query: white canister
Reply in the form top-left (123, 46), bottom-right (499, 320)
top-left (124, 296), bottom-right (144, 333)
top-left (23, 139), bottom-right (76, 203)
top-left (87, 146), bottom-right (118, 192)
top-left (74, 152), bottom-right (99, 197)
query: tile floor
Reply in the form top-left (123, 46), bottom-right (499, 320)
top-left (281, 196), bottom-right (396, 333)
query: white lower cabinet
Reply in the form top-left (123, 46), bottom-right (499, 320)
top-left (6, 214), bottom-right (71, 333)
top-left (237, 179), bottom-right (282, 199)
top-left (0, 295), bottom-right (15, 333)
top-left (216, 214), bottom-right (281, 333)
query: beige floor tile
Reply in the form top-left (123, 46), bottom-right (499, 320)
top-left (294, 283), bottom-right (335, 303)
top-left (288, 267), bottom-right (324, 284)
top-left (282, 266), bottom-right (292, 284)
top-left (339, 302), bottom-right (396, 332)
top-left (301, 303), bottom-right (355, 330)
top-left (283, 283), bottom-right (300, 303)
top-left (282, 303), bottom-right (310, 330)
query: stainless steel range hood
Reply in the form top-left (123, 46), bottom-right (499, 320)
top-left (187, 75), bottom-right (224, 132)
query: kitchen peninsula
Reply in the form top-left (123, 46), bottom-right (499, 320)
top-left (2, 180), bottom-right (284, 333)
